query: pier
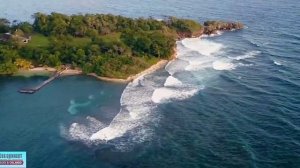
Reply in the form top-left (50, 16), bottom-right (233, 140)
top-left (18, 69), bottom-right (66, 94)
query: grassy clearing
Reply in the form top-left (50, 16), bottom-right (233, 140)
top-left (98, 32), bottom-right (121, 42)
top-left (27, 34), bottom-right (50, 48)
top-left (28, 34), bottom-right (92, 48)
top-left (68, 37), bottom-right (92, 47)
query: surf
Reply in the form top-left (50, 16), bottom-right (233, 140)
top-left (64, 36), bottom-right (258, 151)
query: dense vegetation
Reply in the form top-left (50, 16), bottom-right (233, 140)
top-left (0, 13), bottom-right (242, 78)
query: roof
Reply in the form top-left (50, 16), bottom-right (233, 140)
top-left (0, 33), bottom-right (12, 41)
top-left (0, 32), bottom-right (31, 42)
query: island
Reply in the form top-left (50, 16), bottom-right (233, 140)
top-left (0, 13), bottom-right (244, 81)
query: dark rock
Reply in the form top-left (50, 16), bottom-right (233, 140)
top-left (176, 20), bottom-right (244, 39)
top-left (203, 21), bottom-right (244, 35)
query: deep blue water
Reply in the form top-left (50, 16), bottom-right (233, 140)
top-left (0, 0), bottom-right (300, 167)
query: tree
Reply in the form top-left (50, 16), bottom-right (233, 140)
top-left (75, 48), bottom-right (86, 64)
top-left (136, 36), bottom-right (151, 53)
top-left (0, 18), bottom-right (10, 33)
top-left (46, 52), bottom-right (61, 67)
top-left (0, 62), bottom-right (17, 75)
top-left (33, 13), bottom-right (49, 34)
top-left (16, 22), bottom-right (33, 34)
top-left (14, 58), bottom-right (32, 69)
top-left (69, 15), bottom-right (87, 36)
top-left (50, 13), bottom-right (69, 35)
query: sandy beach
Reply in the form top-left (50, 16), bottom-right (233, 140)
top-left (87, 59), bottom-right (169, 83)
top-left (15, 47), bottom-right (177, 83)
top-left (87, 48), bottom-right (176, 83)
top-left (15, 58), bottom-right (172, 83)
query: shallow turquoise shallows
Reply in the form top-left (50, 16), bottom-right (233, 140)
top-left (0, 0), bottom-right (300, 167)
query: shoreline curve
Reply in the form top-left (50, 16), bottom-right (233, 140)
top-left (15, 58), bottom-right (173, 83)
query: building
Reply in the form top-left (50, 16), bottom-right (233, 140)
top-left (0, 33), bottom-right (12, 42)
top-left (0, 31), bottom-right (31, 43)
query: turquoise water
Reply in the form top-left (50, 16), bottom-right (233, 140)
top-left (1, 0), bottom-right (300, 167)
top-left (0, 76), bottom-right (125, 167)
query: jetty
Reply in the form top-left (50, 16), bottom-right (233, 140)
top-left (18, 68), bottom-right (66, 94)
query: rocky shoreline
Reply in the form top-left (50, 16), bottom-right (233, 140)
top-left (177, 21), bottom-right (244, 39)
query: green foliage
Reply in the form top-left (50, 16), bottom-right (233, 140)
top-left (121, 30), bottom-right (175, 58)
top-left (167, 17), bottom-right (203, 35)
top-left (68, 37), bottom-right (92, 47)
top-left (0, 45), bottom-right (19, 74)
top-left (32, 13), bottom-right (183, 37)
top-left (27, 34), bottom-right (50, 48)
top-left (14, 58), bottom-right (32, 69)
top-left (46, 52), bottom-right (61, 67)
top-left (15, 22), bottom-right (34, 34)
top-left (1, 13), bottom-right (206, 78)
top-left (85, 55), bottom-right (159, 78)
top-left (0, 18), bottom-right (10, 33)
top-left (0, 62), bottom-right (18, 75)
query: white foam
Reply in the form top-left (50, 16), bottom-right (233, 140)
top-left (181, 38), bottom-right (224, 56)
top-left (209, 31), bottom-right (224, 37)
top-left (212, 60), bottom-right (236, 70)
top-left (237, 63), bottom-right (254, 67)
top-left (63, 116), bottom-right (106, 143)
top-left (176, 38), bottom-right (228, 72)
top-left (184, 56), bottom-right (216, 71)
top-left (86, 116), bottom-right (105, 130)
top-left (65, 36), bottom-right (257, 151)
top-left (152, 87), bottom-right (199, 103)
top-left (165, 59), bottom-right (189, 75)
top-left (90, 74), bottom-right (159, 144)
top-left (230, 51), bottom-right (261, 60)
top-left (200, 31), bottom-right (223, 38)
top-left (69, 123), bottom-right (90, 141)
top-left (164, 76), bottom-right (182, 87)
top-left (273, 60), bottom-right (282, 66)
top-left (90, 127), bottom-right (121, 141)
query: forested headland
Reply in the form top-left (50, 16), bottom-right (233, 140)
top-left (0, 13), bottom-right (243, 78)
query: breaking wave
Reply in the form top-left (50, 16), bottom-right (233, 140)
top-left (62, 36), bottom-right (259, 151)
top-left (229, 50), bottom-right (261, 60)
top-left (152, 87), bottom-right (200, 103)
top-left (181, 38), bottom-right (224, 56)
top-left (90, 75), bottom-right (160, 144)
top-left (164, 76), bottom-right (182, 87)
top-left (213, 60), bottom-right (236, 70)
top-left (273, 60), bottom-right (282, 66)
top-left (200, 31), bottom-right (224, 38)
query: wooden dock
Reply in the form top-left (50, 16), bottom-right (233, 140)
top-left (18, 70), bottom-right (64, 94)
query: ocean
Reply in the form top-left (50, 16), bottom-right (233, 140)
top-left (0, 0), bottom-right (299, 167)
